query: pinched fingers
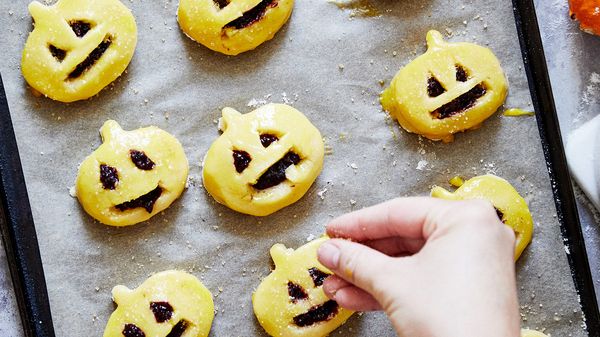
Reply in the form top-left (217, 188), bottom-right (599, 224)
top-left (322, 276), bottom-right (382, 311)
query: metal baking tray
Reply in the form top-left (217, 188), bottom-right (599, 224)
top-left (1, 0), bottom-right (599, 335)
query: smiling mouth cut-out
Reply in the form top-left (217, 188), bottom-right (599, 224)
top-left (430, 83), bottom-right (487, 119)
top-left (293, 300), bottom-right (339, 327)
top-left (66, 35), bottom-right (112, 80)
top-left (224, 0), bottom-right (279, 30)
top-left (252, 151), bottom-right (300, 190)
top-left (115, 186), bottom-right (163, 213)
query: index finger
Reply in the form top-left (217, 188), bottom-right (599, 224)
top-left (326, 197), bottom-right (446, 242)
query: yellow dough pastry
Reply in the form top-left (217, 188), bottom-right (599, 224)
top-left (253, 237), bottom-right (354, 337)
top-left (22, 0), bottom-right (137, 102)
top-left (76, 120), bottom-right (189, 227)
top-left (202, 104), bottom-right (324, 216)
top-left (177, 0), bottom-right (293, 55)
top-left (381, 30), bottom-right (508, 142)
top-left (103, 270), bottom-right (214, 337)
top-left (521, 329), bottom-right (549, 337)
top-left (431, 174), bottom-right (533, 260)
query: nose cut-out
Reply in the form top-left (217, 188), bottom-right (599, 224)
top-left (49, 44), bottom-right (67, 62)
top-left (427, 76), bottom-right (445, 97)
top-left (224, 0), bottom-right (278, 29)
top-left (69, 20), bottom-right (92, 37)
top-left (67, 35), bottom-right (113, 80)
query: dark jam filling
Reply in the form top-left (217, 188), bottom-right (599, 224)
top-left (224, 0), bottom-right (278, 30)
top-left (287, 282), bottom-right (308, 303)
top-left (49, 44), bottom-right (66, 62)
top-left (150, 301), bottom-right (173, 323)
top-left (456, 65), bottom-right (469, 82)
top-left (122, 323), bottom-right (145, 337)
top-left (260, 134), bottom-right (279, 148)
top-left (427, 77), bottom-right (445, 97)
top-left (69, 20), bottom-right (91, 37)
top-left (213, 0), bottom-right (229, 9)
top-left (233, 150), bottom-right (252, 173)
top-left (495, 207), bottom-right (505, 223)
top-left (308, 268), bottom-right (331, 287)
top-left (130, 150), bottom-right (156, 170)
top-left (67, 35), bottom-right (112, 80)
top-left (100, 164), bottom-right (119, 190)
top-left (293, 300), bottom-right (339, 327)
top-left (253, 152), bottom-right (300, 190)
top-left (115, 186), bottom-right (163, 213)
top-left (431, 84), bottom-right (487, 119)
top-left (165, 320), bottom-right (188, 337)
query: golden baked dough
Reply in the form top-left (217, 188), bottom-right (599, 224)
top-left (253, 237), bottom-right (354, 337)
top-left (570, 0), bottom-right (600, 36)
top-left (431, 174), bottom-right (533, 260)
top-left (202, 104), bottom-right (324, 216)
top-left (521, 329), bottom-right (549, 337)
top-left (177, 0), bottom-right (293, 55)
top-left (103, 270), bottom-right (214, 337)
top-left (76, 121), bottom-right (188, 227)
top-left (381, 30), bottom-right (508, 142)
top-left (22, 0), bottom-right (137, 102)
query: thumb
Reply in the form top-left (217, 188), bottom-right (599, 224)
top-left (318, 239), bottom-right (395, 297)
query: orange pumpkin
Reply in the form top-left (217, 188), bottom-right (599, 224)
top-left (569, 0), bottom-right (600, 36)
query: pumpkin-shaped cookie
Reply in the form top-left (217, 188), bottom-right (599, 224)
top-left (381, 30), bottom-right (508, 142)
top-left (253, 237), bottom-right (354, 337)
top-left (521, 329), bottom-right (549, 337)
top-left (177, 0), bottom-right (293, 55)
top-left (22, 0), bottom-right (137, 102)
top-left (202, 104), bottom-right (324, 216)
top-left (76, 120), bottom-right (188, 227)
top-left (431, 174), bottom-right (533, 260)
top-left (103, 270), bottom-right (214, 337)
top-left (569, 0), bottom-right (600, 36)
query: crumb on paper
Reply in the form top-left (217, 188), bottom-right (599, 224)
top-left (69, 186), bottom-right (77, 198)
top-left (416, 160), bottom-right (428, 170)
top-left (317, 188), bottom-right (328, 200)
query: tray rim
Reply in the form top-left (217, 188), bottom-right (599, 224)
top-left (0, 0), bottom-right (598, 335)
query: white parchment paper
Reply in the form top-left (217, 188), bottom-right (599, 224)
top-left (0, 0), bottom-right (588, 335)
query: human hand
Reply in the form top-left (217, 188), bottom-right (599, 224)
top-left (317, 197), bottom-right (520, 337)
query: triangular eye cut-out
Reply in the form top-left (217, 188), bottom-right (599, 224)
top-left (69, 20), bottom-right (92, 37)
top-left (456, 65), bottom-right (469, 82)
top-left (49, 44), bottom-right (66, 62)
top-left (427, 76), bottom-right (446, 97)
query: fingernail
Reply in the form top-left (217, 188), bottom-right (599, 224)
top-left (318, 242), bottom-right (340, 269)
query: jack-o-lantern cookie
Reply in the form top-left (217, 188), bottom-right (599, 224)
top-left (202, 104), bottom-right (324, 216)
top-left (76, 120), bottom-right (188, 227)
top-left (253, 237), bottom-right (354, 337)
top-left (103, 270), bottom-right (214, 337)
top-left (521, 329), bottom-right (549, 337)
top-left (22, 0), bottom-right (137, 102)
top-left (177, 0), bottom-right (293, 55)
top-left (569, 0), bottom-right (600, 36)
top-left (431, 174), bottom-right (533, 260)
top-left (381, 30), bottom-right (508, 142)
